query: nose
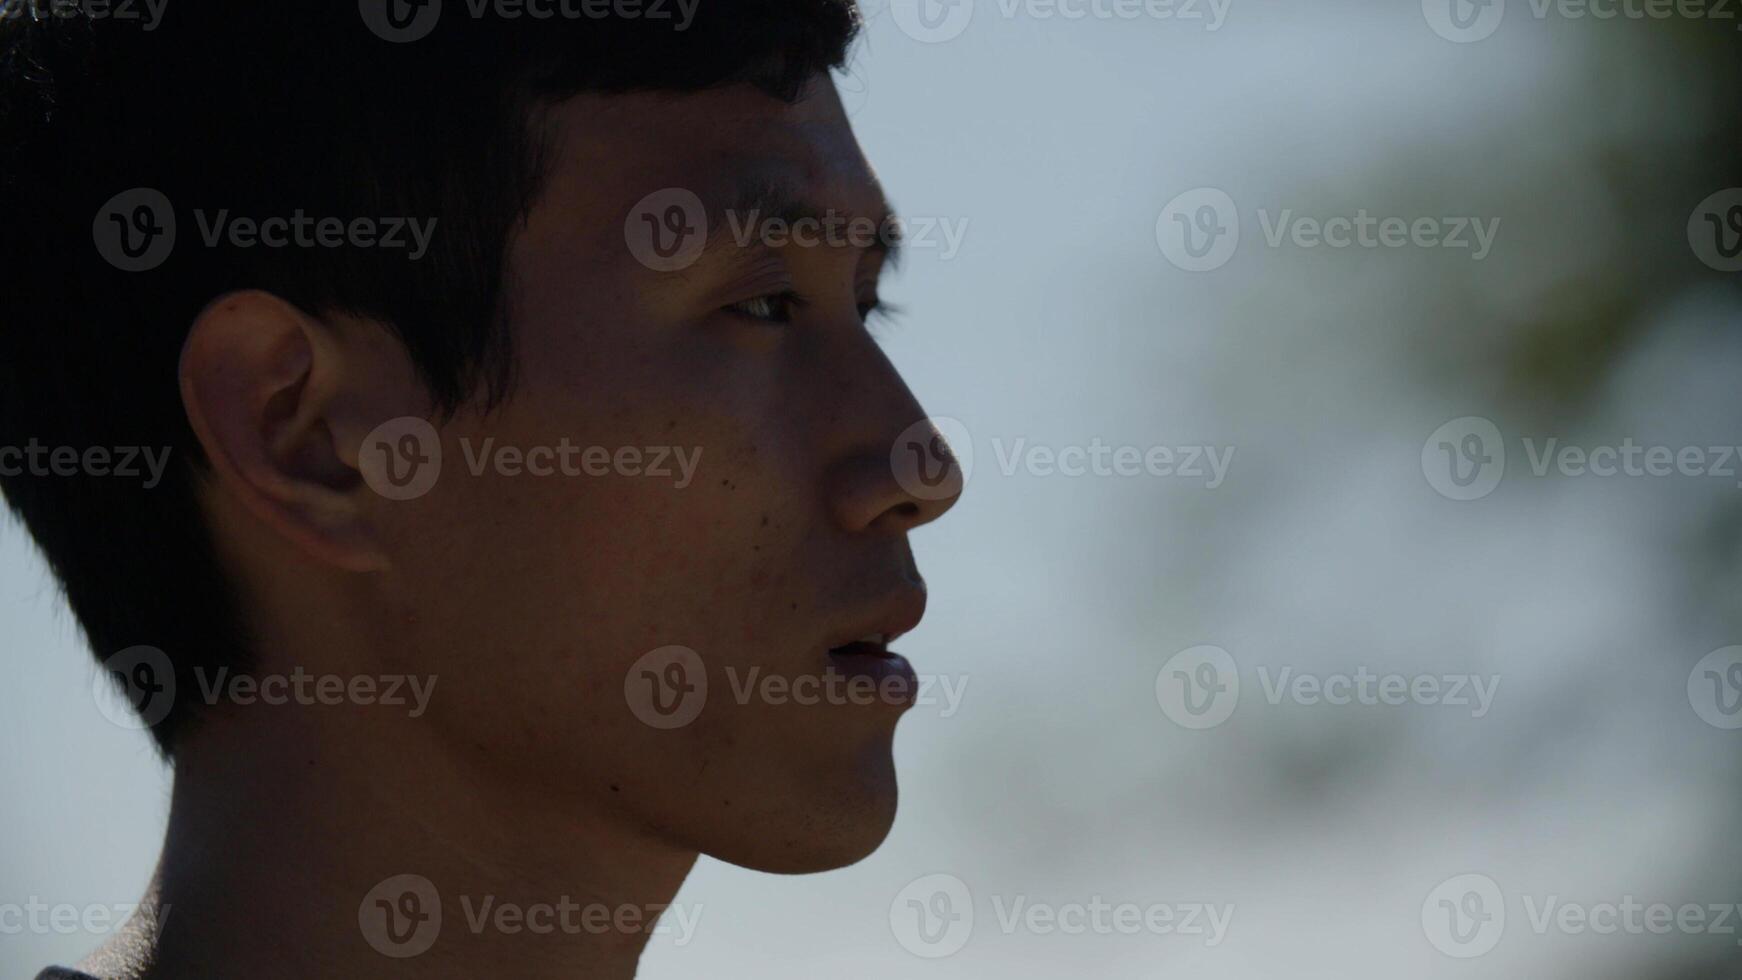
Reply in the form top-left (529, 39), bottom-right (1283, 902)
top-left (825, 356), bottom-right (964, 536)
top-left (829, 437), bottom-right (961, 534)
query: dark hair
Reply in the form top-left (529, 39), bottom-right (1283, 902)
top-left (0, 0), bottom-right (861, 755)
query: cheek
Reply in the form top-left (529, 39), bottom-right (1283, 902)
top-left (407, 405), bottom-right (813, 654)
top-left (384, 454), bottom-right (826, 775)
top-left (394, 301), bottom-right (827, 691)
top-left (498, 325), bottom-right (819, 577)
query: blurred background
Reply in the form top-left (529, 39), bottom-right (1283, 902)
top-left (6, 0), bottom-right (1742, 976)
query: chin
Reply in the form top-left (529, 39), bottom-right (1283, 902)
top-left (702, 746), bottom-right (903, 875)
top-left (737, 804), bottom-right (900, 875)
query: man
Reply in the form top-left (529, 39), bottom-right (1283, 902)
top-left (1, 2), bottom-right (963, 976)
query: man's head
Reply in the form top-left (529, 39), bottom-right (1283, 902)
top-left (0, 1), bottom-right (960, 873)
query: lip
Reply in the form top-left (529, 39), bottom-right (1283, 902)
top-left (824, 649), bottom-right (920, 705)
top-left (820, 586), bottom-right (927, 707)
top-left (821, 587), bottom-right (928, 655)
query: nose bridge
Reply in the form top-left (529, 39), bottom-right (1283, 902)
top-left (803, 320), bottom-right (919, 450)
top-left (818, 331), bottom-right (961, 535)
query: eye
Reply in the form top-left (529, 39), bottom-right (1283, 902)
top-left (724, 291), bottom-right (804, 324)
top-left (861, 298), bottom-right (903, 333)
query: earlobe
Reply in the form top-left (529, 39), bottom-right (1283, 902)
top-left (179, 290), bottom-right (400, 573)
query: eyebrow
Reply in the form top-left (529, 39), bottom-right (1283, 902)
top-left (703, 178), bottom-right (903, 267)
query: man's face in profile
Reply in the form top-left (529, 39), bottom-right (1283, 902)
top-left (360, 75), bottom-right (959, 873)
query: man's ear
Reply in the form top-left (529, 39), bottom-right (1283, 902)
top-left (179, 290), bottom-right (427, 573)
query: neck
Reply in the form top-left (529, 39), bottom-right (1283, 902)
top-left (136, 700), bottom-right (697, 979)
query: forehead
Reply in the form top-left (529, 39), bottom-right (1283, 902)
top-left (523, 77), bottom-right (886, 258)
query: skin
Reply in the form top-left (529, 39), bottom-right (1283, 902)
top-left (101, 74), bottom-right (960, 979)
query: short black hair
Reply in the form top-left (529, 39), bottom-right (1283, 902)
top-left (0, 0), bottom-right (861, 755)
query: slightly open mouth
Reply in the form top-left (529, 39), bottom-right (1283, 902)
top-left (828, 636), bottom-right (892, 658)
